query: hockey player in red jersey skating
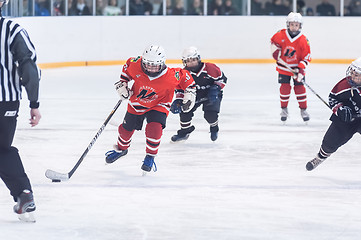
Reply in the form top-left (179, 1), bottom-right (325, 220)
top-left (105, 45), bottom-right (196, 172)
top-left (170, 46), bottom-right (227, 142)
top-left (306, 58), bottom-right (361, 171)
top-left (271, 12), bottom-right (311, 122)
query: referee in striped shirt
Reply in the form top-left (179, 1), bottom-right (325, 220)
top-left (0, 0), bottom-right (41, 219)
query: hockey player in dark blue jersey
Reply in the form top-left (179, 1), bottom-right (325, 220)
top-left (306, 57), bottom-right (361, 171)
top-left (170, 46), bottom-right (227, 142)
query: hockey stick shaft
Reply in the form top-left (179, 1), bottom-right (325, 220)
top-left (45, 100), bottom-right (123, 181)
top-left (277, 58), bottom-right (331, 109)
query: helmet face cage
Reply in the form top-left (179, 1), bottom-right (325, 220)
top-left (346, 58), bottom-right (361, 86)
top-left (182, 47), bottom-right (201, 67)
top-left (141, 45), bottom-right (166, 77)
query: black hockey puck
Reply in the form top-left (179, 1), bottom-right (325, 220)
top-left (52, 179), bottom-right (61, 182)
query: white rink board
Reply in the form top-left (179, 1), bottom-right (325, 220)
top-left (11, 16), bottom-right (361, 64)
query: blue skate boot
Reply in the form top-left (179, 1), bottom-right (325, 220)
top-left (105, 146), bottom-right (128, 164)
top-left (141, 155), bottom-right (157, 172)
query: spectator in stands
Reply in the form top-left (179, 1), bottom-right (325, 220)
top-left (265, 0), bottom-right (290, 15)
top-left (53, 0), bottom-right (63, 15)
top-left (143, 0), bottom-right (153, 15)
top-left (251, 0), bottom-right (264, 15)
top-left (69, 0), bottom-right (91, 15)
top-left (172, 0), bottom-right (186, 15)
top-left (188, 0), bottom-right (203, 15)
top-left (104, 0), bottom-right (121, 15)
top-left (209, 0), bottom-right (224, 15)
top-left (296, 0), bottom-right (305, 14)
top-left (96, 0), bottom-right (105, 15)
top-left (306, 7), bottom-right (314, 15)
top-left (35, 0), bottom-right (50, 16)
top-left (130, 0), bottom-right (145, 15)
top-left (316, 0), bottom-right (336, 16)
top-left (223, 0), bottom-right (239, 15)
top-left (58, 0), bottom-right (71, 16)
top-left (348, 0), bottom-right (361, 16)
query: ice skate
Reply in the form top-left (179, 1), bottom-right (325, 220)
top-left (300, 108), bottom-right (310, 122)
top-left (105, 145), bottom-right (128, 164)
top-left (13, 190), bottom-right (36, 223)
top-left (280, 107), bottom-right (288, 122)
top-left (141, 155), bottom-right (157, 173)
top-left (210, 131), bottom-right (218, 141)
top-left (171, 133), bottom-right (191, 142)
top-left (171, 126), bottom-right (195, 143)
top-left (306, 157), bottom-right (325, 171)
top-left (210, 125), bottom-right (219, 141)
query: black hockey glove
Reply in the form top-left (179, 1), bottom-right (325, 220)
top-left (207, 85), bottom-right (220, 105)
top-left (337, 106), bottom-right (353, 122)
top-left (170, 99), bottom-right (183, 114)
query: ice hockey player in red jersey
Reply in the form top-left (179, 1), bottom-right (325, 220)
top-left (105, 45), bottom-right (196, 172)
top-left (306, 58), bottom-right (361, 171)
top-left (270, 12), bottom-right (311, 122)
top-left (170, 46), bottom-right (227, 142)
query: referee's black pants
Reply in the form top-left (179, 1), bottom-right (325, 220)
top-left (0, 101), bottom-right (32, 201)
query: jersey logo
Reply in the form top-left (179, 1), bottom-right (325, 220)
top-left (130, 56), bottom-right (141, 62)
top-left (136, 86), bottom-right (158, 103)
top-left (283, 47), bottom-right (297, 62)
top-left (175, 71), bottom-right (180, 81)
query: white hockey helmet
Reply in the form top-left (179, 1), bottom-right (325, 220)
top-left (182, 46), bottom-right (201, 67)
top-left (286, 12), bottom-right (303, 29)
top-left (346, 57), bottom-right (361, 86)
top-left (141, 45), bottom-right (166, 77)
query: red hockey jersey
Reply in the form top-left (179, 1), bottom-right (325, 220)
top-left (271, 29), bottom-right (311, 76)
top-left (120, 56), bottom-right (194, 116)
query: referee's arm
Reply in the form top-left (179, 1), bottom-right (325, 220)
top-left (11, 31), bottom-right (40, 109)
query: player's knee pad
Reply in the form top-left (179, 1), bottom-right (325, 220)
top-left (280, 83), bottom-right (291, 94)
top-left (294, 84), bottom-right (306, 94)
top-left (145, 122), bottom-right (163, 139)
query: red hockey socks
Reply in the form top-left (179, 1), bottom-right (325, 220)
top-left (280, 83), bottom-right (291, 108)
top-left (145, 122), bottom-right (163, 156)
top-left (294, 85), bottom-right (307, 109)
top-left (117, 124), bottom-right (135, 150)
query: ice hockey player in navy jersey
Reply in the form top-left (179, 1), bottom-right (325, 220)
top-left (306, 57), bottom-right (361, 171)
top-left (170, 46), bottom-right (227, 142)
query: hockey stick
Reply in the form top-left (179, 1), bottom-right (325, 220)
top-left (45, 100), bottom-right (123, 182)
top-left (277, 58), bottom-right (331, 109)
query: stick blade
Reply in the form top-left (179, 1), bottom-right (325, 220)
top-left (45, 169), bottom-right (69, 181)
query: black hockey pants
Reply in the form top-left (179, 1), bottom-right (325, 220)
top-left (0, 101), bottom-right (32, 201)
top-left (179, 97), bottom-right (222, 128)
top-left (321, 117), bottom-right (361, 155)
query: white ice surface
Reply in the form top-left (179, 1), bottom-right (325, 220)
top-left (1, 64), bottom-right (361, 240)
